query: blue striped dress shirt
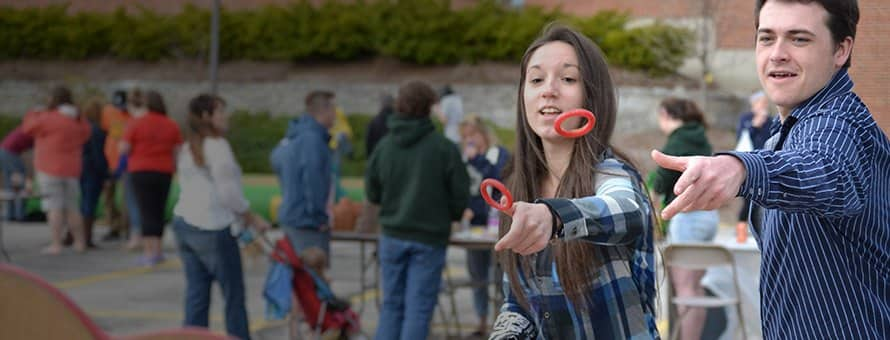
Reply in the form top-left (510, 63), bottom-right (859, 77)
top-left (725, 69), bottom-right (890, 339)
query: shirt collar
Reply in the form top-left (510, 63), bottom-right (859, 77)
top-left (770, 68), bottom-right (854, 136)
top-left (789, 68), bottom-right (854, 121)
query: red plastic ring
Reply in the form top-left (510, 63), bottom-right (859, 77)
top-left (554, 109), bottom-right (596, 138)
top-left (480, 178), bottom-right (513, 214)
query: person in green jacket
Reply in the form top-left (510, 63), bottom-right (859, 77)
top-left (365, 80), bottom-right (470, 340)
top-left (649, 97), bottom-right (717, 340)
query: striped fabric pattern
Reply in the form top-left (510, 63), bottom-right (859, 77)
top-left (490, 157), bottom-right (659, 340)
top-left (725, 69), bottom-right (890, 339)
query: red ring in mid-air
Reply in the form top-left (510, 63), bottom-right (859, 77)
top-left (554, 109), bottom-right (596, 138)
top-left (480, 178), bottom-right (513, 216)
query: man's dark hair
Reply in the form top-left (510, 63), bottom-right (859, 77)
top-left (755, 0), bottom-right (859, 68)
top-left (305, 90), bottom-right (335, 114)
top-left (48, 86), bottom-right (73, 110)
top-left (396, 81), bottom-right (438, 118)
top-left (660, 97), bottom-right (708, 128)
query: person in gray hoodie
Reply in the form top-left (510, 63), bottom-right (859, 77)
top-left (270, 91), bottom-right (336, 257)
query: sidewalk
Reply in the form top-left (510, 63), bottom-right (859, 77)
top-left (1, 221), bottom-right (489, 339)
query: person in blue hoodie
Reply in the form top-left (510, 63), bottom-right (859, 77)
top-left (271, 91), bottom-right (336, 258)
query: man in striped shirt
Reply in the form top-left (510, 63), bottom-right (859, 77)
top-left (652, 0), bottom-right (889, 338)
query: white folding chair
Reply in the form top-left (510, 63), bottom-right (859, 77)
top-left (663, 243), bottom-right (748, 340)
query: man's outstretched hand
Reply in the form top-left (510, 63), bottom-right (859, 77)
top-left (651, 150), bottom-right (747, 220)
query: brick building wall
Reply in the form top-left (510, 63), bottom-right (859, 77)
top-left (850, 0), bottom-right (889, 136)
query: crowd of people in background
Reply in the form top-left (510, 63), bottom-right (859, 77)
top-left (0, 61), bottom-right (774, 340)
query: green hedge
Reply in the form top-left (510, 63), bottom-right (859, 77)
top-left (224, 111), bottom-right (514, 177)
top-left (0, 115), bottom-right (18, 138)
top-left (0, 1), bottom-right (691, 75)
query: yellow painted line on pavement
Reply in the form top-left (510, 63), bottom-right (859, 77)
top-left (248, 318), bottom-right (291, 332)
top-left (54, 259), bottom-right (182, 289)
top-left (85, 309), bottom-right (221, 322)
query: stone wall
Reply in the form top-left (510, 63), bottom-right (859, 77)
top-left (0, 79), bottom-right (744, 133)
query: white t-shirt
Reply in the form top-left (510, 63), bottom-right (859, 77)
top-left (173, 137), bottom-right (249, 230)
top-left (441, 94), bottom-right (464, 143)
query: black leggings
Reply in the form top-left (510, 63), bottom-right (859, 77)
top-left (131, 171), bottom-right (172, 237)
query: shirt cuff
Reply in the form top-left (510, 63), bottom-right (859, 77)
top-left (716, 151), bottom-right (769, 202)
top-left (535, 197), bottom-right (586, 240)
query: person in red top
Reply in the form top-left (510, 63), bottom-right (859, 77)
top-left (21, 86), bottom-right (91, 254)
top-left (121, 90), bottom-right (182, 266)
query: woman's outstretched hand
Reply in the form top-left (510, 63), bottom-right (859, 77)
top-left (494, 202), bottom-right (553, 256)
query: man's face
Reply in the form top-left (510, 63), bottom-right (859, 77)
top-left (319, 103), bottom-right (337, 129)
top-left (755, 1), bottom-right (852, 117)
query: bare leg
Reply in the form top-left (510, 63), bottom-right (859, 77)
top-left (142, 236), bottom-right (163, 262)
top-left (101, 180), bottom-right (122, 240)
top-left (66, 209), bottom-right (86, 252)
top-left (42, 210), bottom-right (65, 255)
top-left (476, 315), bottom-right (488, 336)
top-left (82, 215), bottom-right (96, 248)
top-left (671, 267), bottom-right (708, 340)
top-left (126, 233), bottom-right (142, 251)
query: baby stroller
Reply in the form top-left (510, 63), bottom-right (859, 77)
top-left (263, 234), bottom-right (363, 340)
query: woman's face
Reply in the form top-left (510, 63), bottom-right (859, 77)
top-left (209, 104), bottom-right (229, 133)
top-left (460, 125), bottom-right (488, 150)
top-left (656, 106), bottom-right (678, 135)
top-left (523, 41), bottom-right (585, 143)
top-left (128, 104), bottom-right (145, 117)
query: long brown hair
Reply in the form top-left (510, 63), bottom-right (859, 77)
top-left (501, 24), bottom-right (647, 310)
top-left (187, 94), bottom-right (225, 167)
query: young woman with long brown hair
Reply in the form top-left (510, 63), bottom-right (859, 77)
top-left (489, 25), bottom-right (659, 339)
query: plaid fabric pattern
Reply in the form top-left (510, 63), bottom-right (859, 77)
top-left (491, 156), bottom-right (659, 340)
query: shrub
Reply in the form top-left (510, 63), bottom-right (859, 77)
top-left (601, 22), bottom-right (692, 76)
top-left (0, 1), bottom-right (692, 75)
top-left (226, 111), bottom-right (291, 173)
top-left (0, 115), bottom-right (19, 138)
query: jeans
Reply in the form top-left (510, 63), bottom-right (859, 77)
top-left (0, 149), bottom-right (26, 221)
top-left (466, 248), bottom-right (492, 319)
top-left (172, 217), bottom-right (250, 340)
top-left (376, 235), bottom-right (447, 340)
top-left (668, 210), bottom-right (719, 243)
top-left (124, 173), bottom-right (141, 236)
top-left (79, 173), bottom-right (105, 218)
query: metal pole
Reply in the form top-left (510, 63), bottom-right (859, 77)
top-left (209, 0), bottom-right (220, 95)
